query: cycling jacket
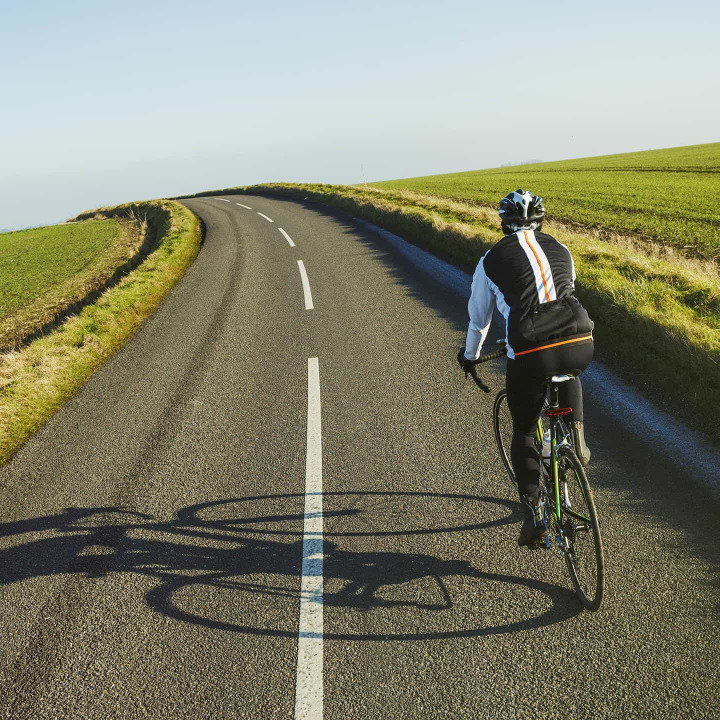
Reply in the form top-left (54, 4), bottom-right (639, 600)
top-left (464, 229), bottom-right (592, 360)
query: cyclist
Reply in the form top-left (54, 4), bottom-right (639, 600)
top-left (458, 189), bottom-right (594, 547)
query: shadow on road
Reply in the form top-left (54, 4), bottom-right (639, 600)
top-left (0, 491), bottom-right (582, 640)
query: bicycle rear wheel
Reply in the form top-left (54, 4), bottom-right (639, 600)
top-left (492, 390), bottom-right (516, 488)
top-left (557, 447), bottom-right (605, 611)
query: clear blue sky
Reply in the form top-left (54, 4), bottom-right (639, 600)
top-left (1, 0), bottom-right (718, 230)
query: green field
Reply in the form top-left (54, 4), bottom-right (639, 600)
top-left (372, 142), bottom-right (720, 259)
top-left (0, 219), bottom-right (139, 350)
top-left (0, 221), bottom-right (121, 318)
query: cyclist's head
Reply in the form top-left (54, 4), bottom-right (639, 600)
top-left (498, 189), bottom-right (545, 235)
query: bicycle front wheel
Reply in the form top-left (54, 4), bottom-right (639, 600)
top-left (492, 389), bottom-right (516, 488)
top-left (557, 447), bottom-right (605, 611)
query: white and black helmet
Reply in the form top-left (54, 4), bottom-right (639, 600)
top-left (498, 189), bottom-right (545, 233)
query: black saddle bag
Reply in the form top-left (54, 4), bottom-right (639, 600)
top-left (508, 296), bottom-right (594, 355)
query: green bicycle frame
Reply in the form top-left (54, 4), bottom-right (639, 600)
top-left (537, 418), bottom-right (562, 522)
top-left (538, 415), bottom-right (593, 527)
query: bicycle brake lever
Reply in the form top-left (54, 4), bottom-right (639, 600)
top-left (469, 365), bottom-right (491, 393)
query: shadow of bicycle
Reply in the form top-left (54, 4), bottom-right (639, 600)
top-left (0, 491), bottom-right (582, 640)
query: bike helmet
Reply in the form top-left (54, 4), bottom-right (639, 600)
top-left (498, 189), bottom-right (545, 234)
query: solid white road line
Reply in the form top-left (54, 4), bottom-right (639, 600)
top-left (294, 357), bottom-right (323, 720)
top-left (236, 203), bottom-right (253, 209)
top-left (279, 228), bottom-right (296, 247)
top-left (297, 261), bottom-right (314, 310)
top-left (257, 212), bottom-right (274, 223)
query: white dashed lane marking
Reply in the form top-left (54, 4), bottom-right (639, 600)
top-left (294, 357), bottom-right (323, 720)
top-left (236, 203), bottom-right (252, 209)
top-left (297, 261), bottom-right (314, 310)
top-left (257, 212), bottom-right (274, 223)
top-left (279, 228), bottom-right (296, 247)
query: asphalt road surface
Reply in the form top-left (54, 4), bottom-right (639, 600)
top-left (1, 195), bottom-right (718, 719)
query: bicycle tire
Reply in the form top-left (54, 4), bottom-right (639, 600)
top-left (556, 446), bottom-right (605, 611)
top-left (492, 390), bottom-right (516, 488)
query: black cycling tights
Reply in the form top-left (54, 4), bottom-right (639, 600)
top-left (505, 341), bottom-right (593, 500)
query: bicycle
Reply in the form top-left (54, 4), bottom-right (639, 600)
top-left (465, 342), bottom-right (605, 611)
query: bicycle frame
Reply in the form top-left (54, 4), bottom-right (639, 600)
top-left (537, 383), bottom-right (593, 536)
top-left (536, 381), bottom-right (580, 529)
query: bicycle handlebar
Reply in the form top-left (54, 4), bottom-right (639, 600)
top-left (468, 346), bottom-right (508, 365)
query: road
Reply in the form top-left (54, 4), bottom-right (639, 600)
top-left (0, 194), bottom-right (718, 719)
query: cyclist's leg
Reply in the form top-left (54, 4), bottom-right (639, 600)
top-left (506, 360), bottom-right (547, 546)
top-left (505, 358), bottom-right (545, 500)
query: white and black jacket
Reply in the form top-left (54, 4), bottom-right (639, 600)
top-left (464, 229), bottom-right (592, 360)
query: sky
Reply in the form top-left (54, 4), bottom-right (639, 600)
top-left (1, 0), bottom-right (718, 230)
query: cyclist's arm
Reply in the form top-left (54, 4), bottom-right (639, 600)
top-left (464, 255), bottom-right (496, 361)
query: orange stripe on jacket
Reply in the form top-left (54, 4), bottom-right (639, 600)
top-left (514, 334), bottom-right (593, 357)
top-left (524, 231), bottom-right (551, 303)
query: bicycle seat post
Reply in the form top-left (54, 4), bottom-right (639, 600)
top-left (549, 381), bottom-right (560, 410)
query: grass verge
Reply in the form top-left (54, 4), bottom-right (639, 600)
top-left (185, 182), bottom-right (720, 444)
top-left (0, 200), bottom-right (202, 466)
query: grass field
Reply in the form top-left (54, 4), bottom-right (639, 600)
top-left (0, 201), bottom-right (202, 465)
top-left (372, 142), bottom-right (720, 259)
top-left (0, 219), bottom-right (143, 351)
